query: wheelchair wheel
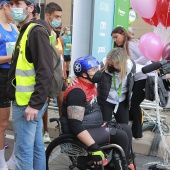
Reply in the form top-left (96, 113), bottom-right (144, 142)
top-left (46, 134), bottom-right (90, 170)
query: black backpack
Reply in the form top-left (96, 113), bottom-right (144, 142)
top-left (27, 24), bottom-right (63, 98)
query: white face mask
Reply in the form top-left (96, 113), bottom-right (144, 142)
top-left (11, 8), bottom-right (27, 22)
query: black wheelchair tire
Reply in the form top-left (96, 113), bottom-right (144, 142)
top-left (46, 134), bottom-right (89, 170)
top-left (46, 134), bottom-right (129, 170)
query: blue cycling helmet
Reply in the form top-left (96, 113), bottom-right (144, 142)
top-left (0, 0), bottom-right (10, 6)
top-left (74, 56), bottom-right (99, 77)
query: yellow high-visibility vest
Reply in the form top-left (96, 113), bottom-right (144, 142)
top-left (15, 23), bottom-right (36, 105)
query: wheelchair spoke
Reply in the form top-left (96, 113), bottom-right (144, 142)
top-left (46, 138), bottom-right (89, 170)
top-left (48, 145), bottom-right (79, 169)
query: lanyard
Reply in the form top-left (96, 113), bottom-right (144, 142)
top-left (113, 73), bottom-right (122, 99)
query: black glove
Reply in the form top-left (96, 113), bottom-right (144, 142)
top-left (88, 143), bottom-right (105, 163)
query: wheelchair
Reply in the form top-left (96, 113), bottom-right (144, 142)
top-left (46, 118), bottom-right (136, 170)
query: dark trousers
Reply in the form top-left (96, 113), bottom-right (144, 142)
top-left (88, 124), bottom-right (132, 161)
top-left (98, 99), bottom-right (129, 124)
top-left (129, 79), bottom-right (146, 138)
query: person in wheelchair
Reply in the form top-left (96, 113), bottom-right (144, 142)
top-left (60, 56), bottom-right (132, 168)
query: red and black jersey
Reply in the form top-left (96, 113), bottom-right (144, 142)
top-left (61, 78), bottom-right (103, 135)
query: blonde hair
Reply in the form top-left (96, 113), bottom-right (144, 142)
top-left (102, 48), bottom-right (127, 81)
top-left (63, 26), bottom-right (69, 33)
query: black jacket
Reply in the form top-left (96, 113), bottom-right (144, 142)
top-left (97, 60), bottom-right (136, 108)
top-left (7, 19), bottom-right (53, 110)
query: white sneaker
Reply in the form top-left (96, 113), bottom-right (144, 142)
top-left (43, 131), bottom-right (51, 143)
top-left (0, 164), bottom-right (8, 170)
top-left (7, 158), bottom-right (16, 170)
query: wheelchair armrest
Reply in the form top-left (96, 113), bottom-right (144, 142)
top-left (49, 118), bottom-right (62, 135)
top-left (50, 118), bottom-right (60, 123)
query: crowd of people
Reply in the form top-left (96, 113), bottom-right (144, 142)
top-left (0, 0), bottom-right (156, 169)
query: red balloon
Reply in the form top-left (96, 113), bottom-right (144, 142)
top-left (156, 0), bottom-right (170, 27)
top-left (162, 43), bottom-right (170, 60)
top-left (142, 12), bottom-right (159, 26)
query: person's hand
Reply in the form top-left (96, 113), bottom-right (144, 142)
top-left (69, 76), bottom-right (78, 87)
top-left (91, 150), bottom-right (105, 165)
top-left (88, 143), bottom-right (105, 165)
top-left (25, 105), bottom-right (38, 121)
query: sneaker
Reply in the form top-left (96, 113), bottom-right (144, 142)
top-left (0, 164), bottom-right (8, 170)
top-left (5, 142), bottom-right (9, 148)
top-left (7, 158), bottom-right (16, 170)
top-left (43, 131), bottom-right (51, 143)
top-left (129, 163), bottom-right (135, 170)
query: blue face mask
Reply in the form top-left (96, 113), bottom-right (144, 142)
top-left (50, 19), bottom-right (61, 28)
top-left (67, 31), bottom-right (71, 35)
top-left (11, 8), bottom-right (27, 22)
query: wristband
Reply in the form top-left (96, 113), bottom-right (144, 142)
top-left (88, 143), bottom-right (100, 152)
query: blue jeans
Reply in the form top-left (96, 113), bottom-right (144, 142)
top-left (12, 101), bottom-right (48, 170)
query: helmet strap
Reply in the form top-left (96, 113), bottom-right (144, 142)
top-left (85, 73), bottom-right (93, 82)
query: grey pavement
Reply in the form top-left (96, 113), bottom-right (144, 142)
top-left (5, 104), bottom-right (170, 170)
top-left (4, 133), bottom-right (167, 170)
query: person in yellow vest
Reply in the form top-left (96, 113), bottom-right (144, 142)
top-left (6, 0), bottom-right (53, 169)
top-left (0, 0), bottom-right (18, 169)
top-left (43, 2), bottom-right (63, 143)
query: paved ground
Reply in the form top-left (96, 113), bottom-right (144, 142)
top-left (4, 130), bottom-right (167, 170)
top-left (5, 101), bottom-right (170, 169)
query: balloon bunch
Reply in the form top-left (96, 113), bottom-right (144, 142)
top-left (139, 33), bottom-right (170, 61)
top-left (131, 0), bottom-right (170, 28)
top-left (131, 0), bottom-right (170, 61)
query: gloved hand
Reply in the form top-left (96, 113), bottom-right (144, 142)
top-left (88, 143), bottom-right (105, 165)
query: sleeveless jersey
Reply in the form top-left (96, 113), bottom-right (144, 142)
top-left (0, 24), bottom-right (18, 69)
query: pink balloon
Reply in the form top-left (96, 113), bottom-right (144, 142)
top-left (139, 33), bottom-right (164, 62)
top-left (131, 0), bottom-right (157, 19)
top-left (162, 43), bottom-right (170, 60)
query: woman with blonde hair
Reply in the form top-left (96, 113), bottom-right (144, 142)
top-left (97, 47), bottom-right (135, 124)
top-left (111, 26), bottom-right (151, 138)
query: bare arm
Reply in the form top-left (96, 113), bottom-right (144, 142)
top-left (0, 56), bottom-right (12, 64)
top-left (77, 130), bottom-right (95, 147)
top-left (59, 36), bottom-right (64, 52)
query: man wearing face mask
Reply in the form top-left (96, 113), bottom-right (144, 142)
top-left (41, 2), bottom-right (63, 143)
top-left (60, 56), bottom-right (132, 168)
top-left (7, 0), bottom-right (53, 169)
top-left (45, 2), bottom-right (62, 45)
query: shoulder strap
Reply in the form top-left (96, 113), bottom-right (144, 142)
top-left (26, 23), bottom-right (61, 71)
top-left (51, 44), bottom-right (61, 70)
top-left (130, 59), bottom-right (136, 74)
top-left (27, 23), bottom-right (49, 47)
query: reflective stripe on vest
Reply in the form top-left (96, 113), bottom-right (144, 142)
top-left (15, 23), bottom-right (36, 106)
